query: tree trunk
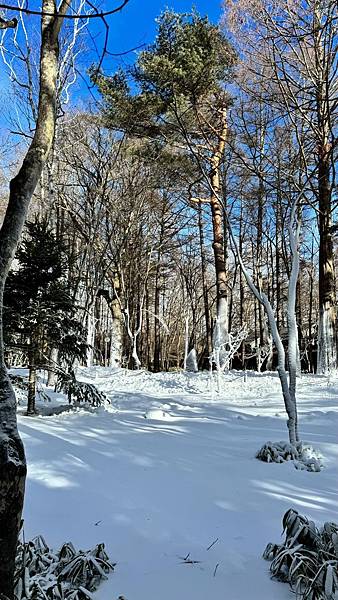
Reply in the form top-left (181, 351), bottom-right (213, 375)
top-left (86, 301), bottom-right (95, 367)
top-left (239, 206), bottom-right (245, 368)
top-left (317, 149), bottom-right (337, 374)
top-left (153, 250), bottom-right (161, 372)
top-left (287, 210), bottom-right (301, 443)
top-left (47, 347), bottom-right (58, 387)
top-left (275, 192), bottom-right (282, 332)
top-left (0, 1), bottom-right (66, 595)
top-left (210, 107), bottom-right (228, 348)
top-left (0, 368), bottom-right (26, 600)
top-left (314, 1), bottom-right (337, 374)
top-left (197, 201), bottom-right (211, 363)
top-left (27, 347), bottom-right (37, 415)
top-left (308, 241), bottom-right (315, 373)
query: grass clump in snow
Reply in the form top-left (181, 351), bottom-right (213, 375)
top-left (14, 535), bottom-right (115, 599)
top-left (256, 441), bottom-right (322, 472)
top-left (263, 508), bottom-right (338, 599)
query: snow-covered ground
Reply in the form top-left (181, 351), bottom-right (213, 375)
top-left (17, 369), bottom-right (338, 600)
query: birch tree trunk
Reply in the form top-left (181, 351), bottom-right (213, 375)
top-left (183, 315), bottom-right (189, 371)
top-left (47, 347), bottom-right (58, 386)
top-left (86, 301), bottom-right (96, 367)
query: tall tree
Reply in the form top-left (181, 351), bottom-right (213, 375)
top-left (4, 219), bottom-right (87, 415)
top-left (94, 10), bottom-right (236, 358)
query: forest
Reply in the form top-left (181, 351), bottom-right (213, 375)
top-left (0, 1), bottom-right (337, 600)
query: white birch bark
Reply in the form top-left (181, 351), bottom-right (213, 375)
top-left (183, 315), bottom-right (189, 371)
top-left (217, 295), bottom-right (229, 368)
top-left (318, 307), bottom-right (337, 375)
top-left (86, 302), bottom-right (95, 368)
top-left (47, 347), bottom-right (58, 386)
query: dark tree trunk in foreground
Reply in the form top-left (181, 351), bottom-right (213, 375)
top-left (0, 368), bottom-right (26, 600)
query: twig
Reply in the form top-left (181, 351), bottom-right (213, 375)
top-left (0, 0), bottom-right (130, 19)
top-left (180, 559), bottom-right (201, 564)
top-left (206, 537), bottom-right (219, 551)
top-left (178, 552), bottom-right (201, 564)
top-left (213, 563), bottom-right (219, 577)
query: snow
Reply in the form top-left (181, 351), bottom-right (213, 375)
top-left (17, 369), bottom-right (338, 600)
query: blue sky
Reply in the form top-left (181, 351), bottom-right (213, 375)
top-left (100, 0), bottom-right (222, 68)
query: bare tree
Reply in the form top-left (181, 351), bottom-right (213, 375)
top-left (224, 0), bottom-right (338, 374)
top-left (228, 193), bottom-right (302, 444)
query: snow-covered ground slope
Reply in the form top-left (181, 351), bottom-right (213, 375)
top-left (18, 369), bottom-right (338, 600)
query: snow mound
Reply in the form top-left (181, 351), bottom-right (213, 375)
top-left (143, 407), bottom-right (172, 420)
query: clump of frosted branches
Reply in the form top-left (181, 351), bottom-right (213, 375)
top-left (210, 320), bottom-right (247, 391)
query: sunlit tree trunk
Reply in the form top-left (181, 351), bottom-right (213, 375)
top-left (210, 107), bottom-right (229, 349)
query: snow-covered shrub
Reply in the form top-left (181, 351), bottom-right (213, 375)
top-left (14, 535), bottom-right (115, 599)
top-left (211, 321), bottom-right (247, 374)
top-left (56, 370), bottom-right (110, 407)
top-left (263, 509), bottom-right (338, 599)
top-left (186, 349), bottom-right (198, 372)
top-left (256, 441), bottom-right (322, 472)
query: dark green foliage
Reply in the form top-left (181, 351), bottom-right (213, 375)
top-left (8, 370), bottom-right (108, 408)
top-left (56, 369), bottom-right (110, 407)
top-left (14, 536), bottom-right (115, 600)
top-left (264, 509), bottom-right (338, 599)
top-left (4, 218), bottom-right (87, 368)
top-left (136, 10), bottom-right (234, 98)
top-left (94, 10), bottom-right (235, 139)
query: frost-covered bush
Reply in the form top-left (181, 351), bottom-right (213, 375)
top-left (256, 441), bottom-right (322, 472)
top-left (263, 509), bottom-right (338, 599)
top-left (14, 535), bottom-right (115, 599)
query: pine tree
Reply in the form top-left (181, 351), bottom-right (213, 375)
top-left (94, 10), bottom-right (236, 361)
top-left (4, 218), bottom-right (87, 415)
